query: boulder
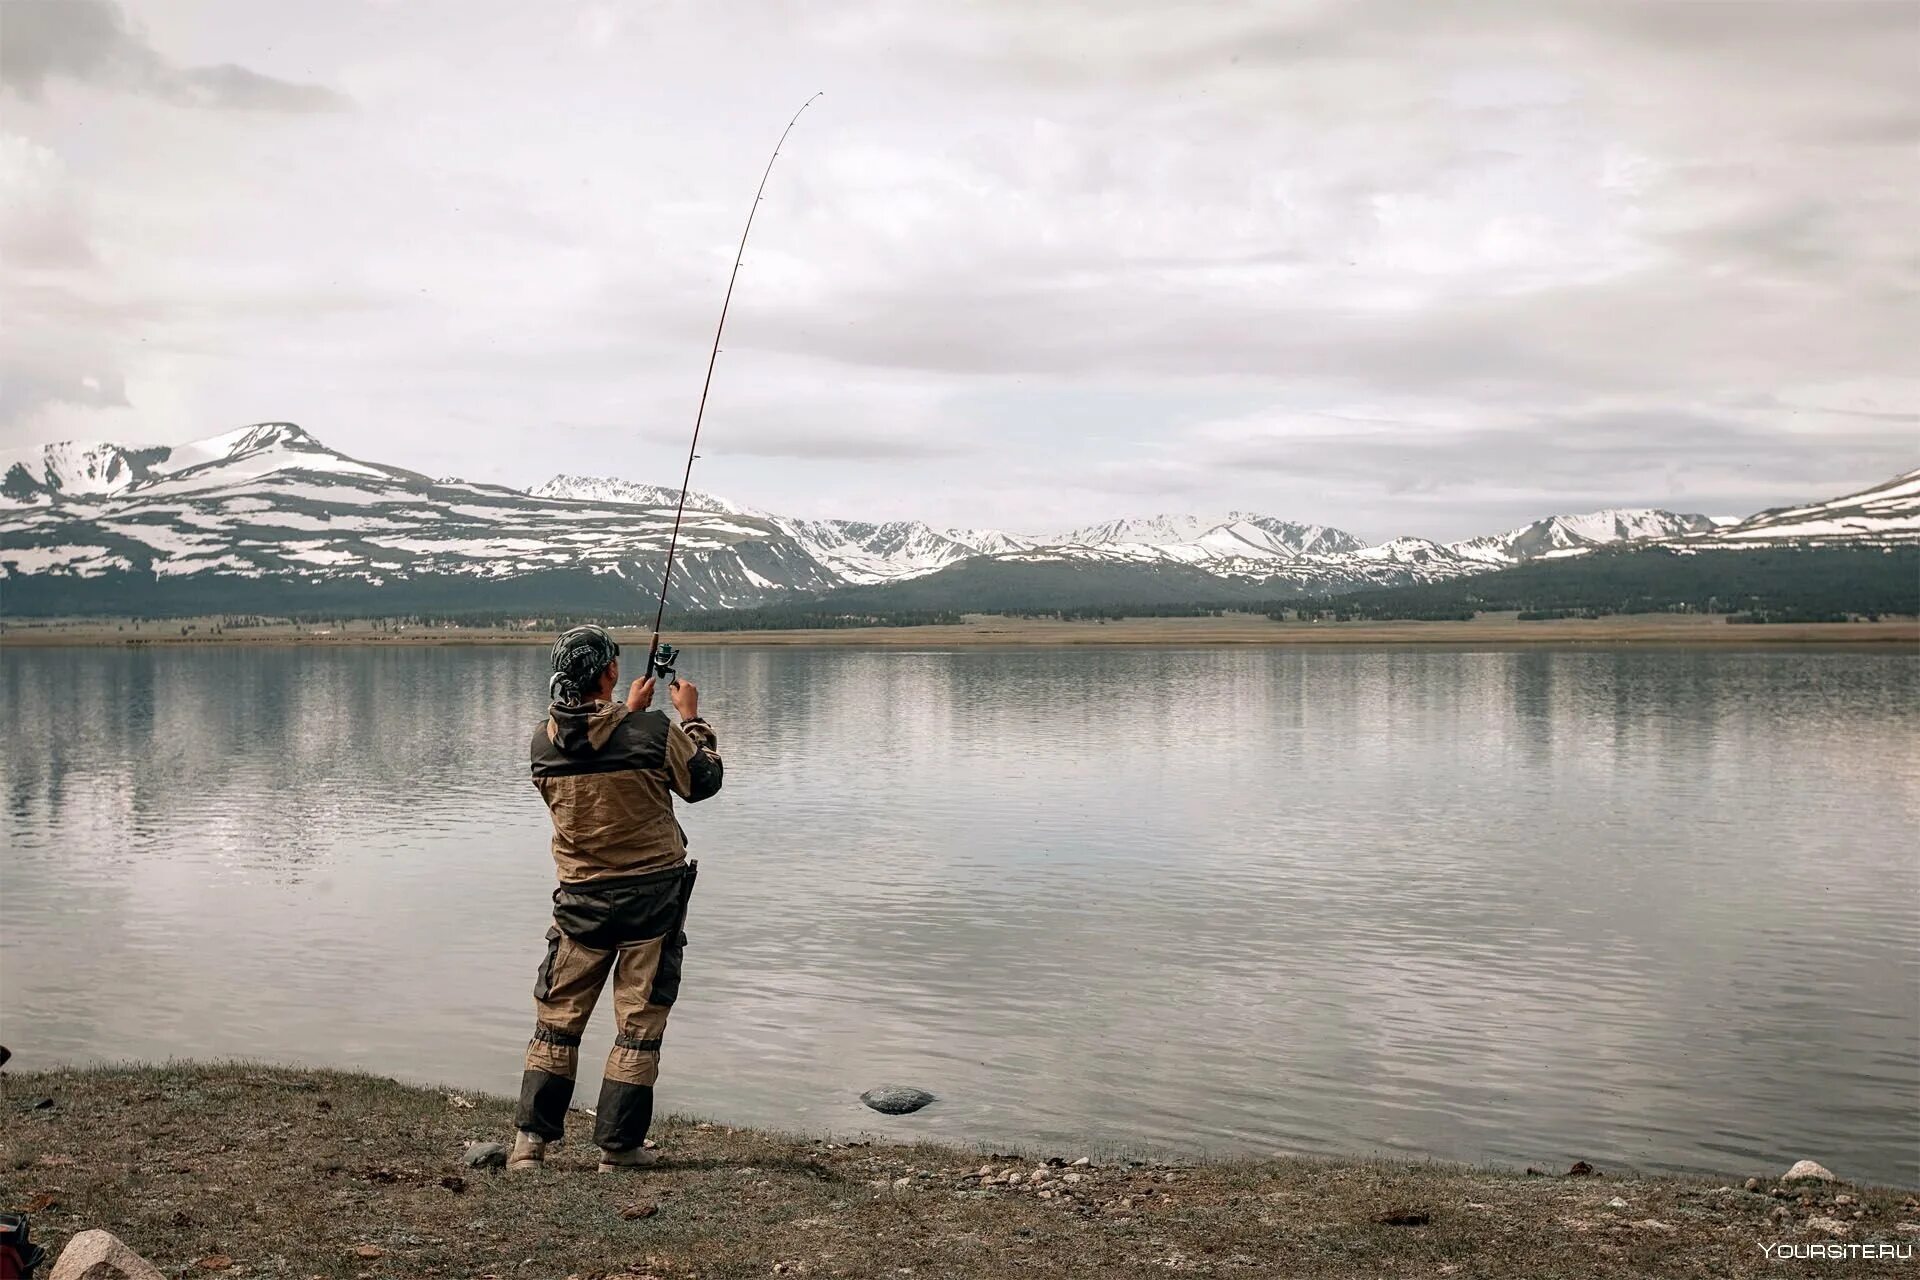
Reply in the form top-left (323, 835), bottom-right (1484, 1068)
top-left (49, 1230), bottom-right (167, 1280)
top-left (859, 1085), bottom-right (935, 1115)
top-left (1782, 1160), bottom-right (1836, 1184)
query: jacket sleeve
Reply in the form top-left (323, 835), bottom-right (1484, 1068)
top-left (664, 716), bottom-right (724, 803)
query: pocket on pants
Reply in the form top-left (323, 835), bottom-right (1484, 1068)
top-left (534, 926), bottom-right (563, 1001)
top-left (651, 930), bottom-right (689, 1006)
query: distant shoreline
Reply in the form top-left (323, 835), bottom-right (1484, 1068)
top-left (3, 612), bottom-right (1915, 648)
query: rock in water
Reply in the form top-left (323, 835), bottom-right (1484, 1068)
top-left (1783, 1160), bottom-right (1837, 1183)
top-left (49, 1230), bottom-right (168, 1280)
top-left (463, 1141), bottom-right (509, 1169)
top-left (860, 1085), bottom-right (935, 1115)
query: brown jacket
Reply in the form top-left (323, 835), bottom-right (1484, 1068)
top-left (529, 700), bottom-right (723, 884)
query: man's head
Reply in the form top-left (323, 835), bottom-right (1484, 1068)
top-left (549, 624), bottom-right (620, 705)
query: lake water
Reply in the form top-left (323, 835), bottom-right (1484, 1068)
top-left (3, 644), bottom-right (1916, 1186)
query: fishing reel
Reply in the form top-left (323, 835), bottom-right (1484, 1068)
top-left (649, 643), bottom-right (681, 713)
top-left (650, 642), bottom-right (680, 684)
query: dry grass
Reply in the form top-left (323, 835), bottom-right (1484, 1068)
top-left (2, 1064), bottom-right (1915, 1278)
top-left (3, 612), bottom-right (1914, 649)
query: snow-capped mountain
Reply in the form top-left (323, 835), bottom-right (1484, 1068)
top-left (535, 473), bottom-right (1038, 585)
top-left (0, 424), bottom-right (838, 609)
top-left (766, 518), bottom-right (1036, 585)
top-left (530, 474), bottom-right (754, 516)
top-left (1447, 509), bottom-right (1721, 565)
top-left (2, 424), bottom-right (1911, 617)
top-left (0, 426), bottom-right (309, 503)
top-left (1694, 468), bottom-right (1920, 547)
top-left (1055, 513), bottom-right (1364, 560)
top-left (998, 507), bottom-right (1717, 592)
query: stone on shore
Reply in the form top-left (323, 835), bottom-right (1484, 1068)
top-left (859, 1085), bottom-right (935, 1115)
top-left (49, 1230), bottom-right (167, 1280)
top-left (463, 1141), bottom-right (509, 1169)
top-left (1782, 1160), bottom-right (1836, 1184)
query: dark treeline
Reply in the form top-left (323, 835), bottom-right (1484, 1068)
top-left (670, 607), bottom-right (962, 631)
top-left (1005, 603), bottom-right (1242, 621)
top-left (1308, 545), bottom-right (1919, 622)
top-left (8, 544), bottom-right (1912, 629)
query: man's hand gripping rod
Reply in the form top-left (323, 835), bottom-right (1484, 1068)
top-left (645, 93), bottom-right (822, 704)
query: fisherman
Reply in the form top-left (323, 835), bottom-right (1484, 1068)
top-left (509, 623), bottom-right (723, 1172)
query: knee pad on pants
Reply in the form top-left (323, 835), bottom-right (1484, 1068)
top-left (606, 1031), bottom-right (662, 1086)
top-left (526, 1022), bottom-right (581, 1079)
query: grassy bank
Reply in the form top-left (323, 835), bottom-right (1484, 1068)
top-left (3, 612), bottom-right (1917, 648)
top-left (1, 1065), bottom-right (1913, 1278)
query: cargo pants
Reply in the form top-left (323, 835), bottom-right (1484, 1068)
top-left (515, 861), bottom-right (695, 1152)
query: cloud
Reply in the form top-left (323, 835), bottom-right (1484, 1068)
top-left (0, 0), bottom-right (1909, 538)
top-left (0, 133), bottom-right (93, 269)
top-left (0, 0), bottom-right (347, 111)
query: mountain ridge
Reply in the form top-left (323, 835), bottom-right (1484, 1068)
top-left (2, 424), bottom-right (1914, 618)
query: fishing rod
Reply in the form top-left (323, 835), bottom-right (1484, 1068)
top-left (644, 92), bottom-right (821, 699)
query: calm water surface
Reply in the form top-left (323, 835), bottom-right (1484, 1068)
top-left (3, 644), bottom-right (1916, 1185)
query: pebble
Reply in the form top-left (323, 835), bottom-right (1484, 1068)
top-left (1063, 1172), bottom-right (1083, 1185)
top-left (1605, 1197), bottom-right (1629, 1210)
top-left (859, 1085), bottom-right (935, 1115)
top-left (1782, 1160), bottom-right (1836, 1184)
top-left (1071, 1156), bottom-right (1091, 1167)
top-left (1833, 1194), bottom-right (1857, 1207)
top-left (1805, 1216), bottom-right (1850, 1236)
top-left (462, 1142), bottom-right (508, 1169)
top-left (1744, 1177), bottom-right (1763, 1191)
top-left (1007, 1171), bottom-right (1025, 1185)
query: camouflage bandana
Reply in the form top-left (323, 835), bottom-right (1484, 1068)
top-left (549, 624), bottom-right (620, 704)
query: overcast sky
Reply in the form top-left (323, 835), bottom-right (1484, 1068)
top-left (1, 1), bottom-right (1914, 540)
